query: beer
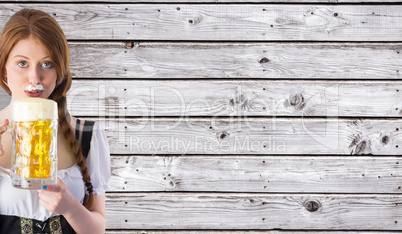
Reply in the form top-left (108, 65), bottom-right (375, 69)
top-left (11, 98), bottom-right (58, 189)
top-left (14, 120), bottom-right (54, 178)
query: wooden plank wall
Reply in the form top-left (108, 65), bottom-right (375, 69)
top-left (0, 0), bottom-right (402, 233)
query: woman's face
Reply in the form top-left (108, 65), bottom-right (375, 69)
top-left (5, 38), bottom-right (57, 101)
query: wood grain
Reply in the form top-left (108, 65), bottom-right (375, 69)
top-left (68, 80), bottom-right (402, 117)
top-left (106, 193), bottom-right (402, 230)
top-left (3, 0), bottom-right (400, 3)
top-left (0, 90), bottom-right (9, 110)
top-left (67, 42), bottom-right (402, 79)
top-left (109, 155), bottom-right (402, 193)
top-left (0, 4), bottom-right (401, 41)
top-left (95, 117), bottom-right (402, 155)
top-left (0, 1), bottom-right (400, 232)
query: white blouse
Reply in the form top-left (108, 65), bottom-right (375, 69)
top-left (0, 121), bottom-right (111, 221)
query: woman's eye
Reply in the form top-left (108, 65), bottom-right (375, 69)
top-left (17, 61), bottom-right (28, 68)
top-left (42, 61), bottom-right (53, 68)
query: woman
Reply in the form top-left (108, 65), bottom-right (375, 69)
top-left (0, 9), bottom-right (111, 233)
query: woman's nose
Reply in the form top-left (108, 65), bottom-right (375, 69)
top-left (28, 67), bottom-right (41, 84)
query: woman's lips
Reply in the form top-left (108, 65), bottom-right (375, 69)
top-left (24, 90), bottom-right (44, 97)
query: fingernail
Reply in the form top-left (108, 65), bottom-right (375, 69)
top-left (42, 186), bottom-right (47, 190)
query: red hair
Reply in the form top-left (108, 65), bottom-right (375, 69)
top-left (0, 9), bottom-right (94, 209)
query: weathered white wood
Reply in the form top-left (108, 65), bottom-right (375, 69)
top-left (106, 193), bottom-right (402, 230)
top-left (0, 89), bottom-right (10, 110)
top-left (3, 0), bottom-right (400, 2)
top-left (0, 4), bottom-right (401, 41)
top-left (109, 155), bottom-right (402, 193)
top-left (67, 42), bottom-right (402, 79)
top-left (68, 80), bottom-right (402, 117)
top-left (97, 117), bottom-right (402, 155)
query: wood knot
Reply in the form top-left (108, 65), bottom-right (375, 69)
top-left (259, 57), bottom-right (270, 64)
top-left (125, 41), bottom-right (134, 49)
top-left (286, 93), bottom-right (306, 110)
top-left (217, 131), bottom-right (230, 140)
top-left (229, 92), bottom-right (249, 111)
top-left (289, 93), bottom-right (304, 107)
top-left (354, 140), bottom-right (368, 155)
top-left (382, 135), bottom-right (390, 145)
top-left (304, 200), bottom-right (320, 212)
top-left (349, 134), bottom-right (373, 155)
top-left (230, 93), bottom-right (247, 106)
top-left (169, 180), bottom-right (176, 188)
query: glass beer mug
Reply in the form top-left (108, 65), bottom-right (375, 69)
top-left (10, 98), bottom-right (58, 189)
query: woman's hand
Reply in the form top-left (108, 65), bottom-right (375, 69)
top-left (38, 178), bottom-right (81, 216)
top-left (0, 119), bottom-right (9, 156)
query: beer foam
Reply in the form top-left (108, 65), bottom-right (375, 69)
top-left (12, 98), bottom-right (58, 122)
top-left (25, 84), bottom-right (44, 91)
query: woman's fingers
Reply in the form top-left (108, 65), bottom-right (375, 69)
top-left (0, 119), bottom-right (10, 156)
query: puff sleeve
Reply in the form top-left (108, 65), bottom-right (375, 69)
top-left (85, 122), bottom-right (111, 195)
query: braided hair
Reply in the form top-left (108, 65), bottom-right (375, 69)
top-left (0, 9), bottom-right (95, 209)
